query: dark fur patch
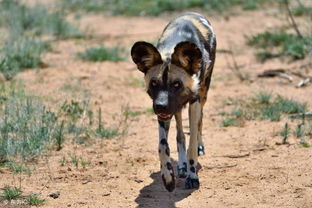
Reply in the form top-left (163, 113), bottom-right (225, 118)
top-left (165, 147), bottom-right (170, 156)
top-left (160, 138), bottom-right (168, 145)
top-left (189, 159), bottom-right (194, 165)
top-left (190, 166), bottom-right (196, 173)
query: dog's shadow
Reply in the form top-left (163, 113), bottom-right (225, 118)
top-left (135, 160), bottom-right (201, 208)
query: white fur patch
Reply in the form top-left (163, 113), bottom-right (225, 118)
top-left (191, 74), bottom-right (200, 93)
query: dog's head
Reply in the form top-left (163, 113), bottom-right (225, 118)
top-left (131, 41), bottom-right (202, 121)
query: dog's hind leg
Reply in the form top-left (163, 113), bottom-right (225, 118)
top-left (185, 100), bottom-right (201, 189)
top-left (158, 120), bottom-right (175, 192)
top-left (175, 110), bottom-right (187, 178)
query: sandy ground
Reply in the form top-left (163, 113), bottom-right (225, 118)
top-left (1, 7), bottom-right (312, 208)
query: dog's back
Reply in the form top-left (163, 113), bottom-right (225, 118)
top-left (157, 12), bottom-right (216, 79)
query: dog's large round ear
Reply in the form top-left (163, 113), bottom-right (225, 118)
top-left (131, 41), bottom-right (163, 73)
top-left (171, 41), bottom-right (202, 75)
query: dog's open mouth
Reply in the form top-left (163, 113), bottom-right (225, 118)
top-left (157, 113), bottom-right (172, 120)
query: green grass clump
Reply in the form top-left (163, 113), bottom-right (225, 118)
top-left (247, 31), bottom-right (312, 61)
top-left (222, 92), bottom-right (308, 122)
top-left (220, 118), bottom-right (238, 127)
top-left (0, 96), bottom-right (58, 162)
top-left (253, 91), bottom-right (271, 104)
top-left (0, 0), bottom-right (81, 79)
top-left (0, 0), bottom-right (81, 39)
top-left (257, 94), bottom-right (306, 121)
top-left (1, 187), bottom-right (22, 201)
top-left (0, 38), bottom-right (49, 80)
top-left (26, 194), bottom-right (45, 206)
top-left (77, 46), bottom-right (124, 62)
top-left (60, 0), bottom-right (271, 15)
top-left (292, 5), bottom-right (312, 16)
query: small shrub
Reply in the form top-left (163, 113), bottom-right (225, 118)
top-left (247, 31), bottom-right (312, 61)
top-left (220, 118), bottom-right (237, 127)
top-left (1, 187), bottom-right (22, 201)
top-left (0, 95), bottom-right (59, 162)
top-left (224, 93), bottom-right (309, 123)
top-left (0, 37), bottom-right (49, 80)
top-left (231, 109), bottom-right (244, 118)
top-left (260, 105), bottom-right (281, 121)
top-left (26, 194), bottom-right (45, 206)
top-left (77, 46), bottom-right (124, 62)
top-left (299, 140), bottom-right (310, 148)
top-left (275, 96), bottom-right (307, 114)
top-left (254, 92), bottom-right (271, 104)
top-left (292, 5), bottom-right (312, 16)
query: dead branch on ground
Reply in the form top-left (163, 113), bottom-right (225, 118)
top-left (257, 69), bottom-right (293, 82)
top-left (206, 164), bottom-right (237, 169)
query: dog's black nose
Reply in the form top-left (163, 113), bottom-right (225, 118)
top-left (154, 91), bottom-right (169, 112)
top-left (155, 102), bottom-right (168, 111)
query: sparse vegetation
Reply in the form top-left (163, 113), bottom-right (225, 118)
top-left (0, 0), bottom-right (81, 79)
top-left (279, 122), bottom-right (290, 144)
top-left (60, 0), bottom-right (272, 15)
top-left (26, 194), bottom-right (45, 206)
top-left (5, 161), bottom-right (31, 175)
top-left (68, 153), bottom-right (90, 169)
top-left (220, 118), bottom-right (238, 127)
top-left (95, 108), bottom-right (119, 138)
top-left (221, 92), bottom-right (308, 124)
top-left (292, 4), bottom-right (312, 16)
top-left (253, 91), bottom-right (271, 104)
top-left (0, 38), bottom-right (49, 80)
top-left (0, 187), bottom-right (22, 201)
top-left (247, 31), bottom-right (312, 62)
top-left (77, 46), bottom-right (124, 62)
top-left (0, 85), bottom-right (59, 162)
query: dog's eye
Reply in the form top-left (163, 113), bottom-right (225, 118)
top-left (150, 80), bottom-right (158, 87)
top-left (172, 81), bottom-right (182, 89)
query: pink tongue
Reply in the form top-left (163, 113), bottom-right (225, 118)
top-left (159, 114), bottom-right (170, 118)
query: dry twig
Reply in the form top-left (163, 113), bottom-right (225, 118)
top-left (206, 164), bottom-right (237, 169)
top-left (289, 112), bottom-right (312, 119)
top-left (284, 0), bottom-right (303, 38)
top-left (257, 69), bottom-right (293, 82)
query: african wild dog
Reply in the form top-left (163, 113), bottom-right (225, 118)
top-left (131, 12), bottom-right (216, 192)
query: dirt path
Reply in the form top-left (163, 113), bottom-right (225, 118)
top-left (1, 8), bottom-right (312, 208)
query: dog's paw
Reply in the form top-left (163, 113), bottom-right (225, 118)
top-left (161, 162), bottom-right (175, 192)
top-left (162, 174), bottom-right (175, 192)
top-left (177, 163), bottom-right (187, 178)
top-left (198, 144), bottom-right (205, 156)
top-left (185, 176), bottom-right (200, 189)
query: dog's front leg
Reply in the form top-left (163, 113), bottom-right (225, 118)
top-left (158, 120), bottom-right (175, 192)
top-left (175, 110), bottom-right (187, 178)
top-left (186, 100), bottom-right (201, 189)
